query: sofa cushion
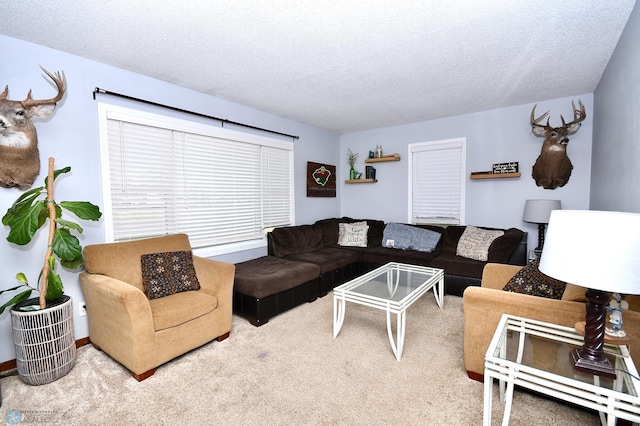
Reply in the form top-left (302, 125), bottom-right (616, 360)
top-left (486, 228), bottom-right (525, 263)
top-left (141, 250), bottom-right (201, 300)
top-left (441, 225), bottom-right (523, 263)
top-left (431, 253), bottom-right (487, 280)
top-left (316, 217), bottom-right (385, 248)
top-left (234, 256), bottom-right (320, 298)
top-left (456, 226), bottom-right (504, 261)
top-left (270, 225), bottom-right (324, 257)
top-left (149, 291), bottom-right (217, 331)
top-left (315, 217), bottom-right (348, 246)
top-left (382, 222), bottom-right (441, 253)
top-left (338, 222), bottom-right (369, 247)
top-left (361, 246), bottom-right (440, 267)
top-left (503, 259), bottom-right (567, 299)
top-left (283, 247), bottom-right (360, 274)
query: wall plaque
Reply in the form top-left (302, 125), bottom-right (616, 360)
top-left (307, 162), bottom-right (336, 197)
top-left (492, 162), bottom-right (519, 174)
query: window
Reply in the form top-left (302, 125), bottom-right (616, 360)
top-left (97, 103), bottom-right (293, 253)
top-left (408, 138), bottom-right (466, 225)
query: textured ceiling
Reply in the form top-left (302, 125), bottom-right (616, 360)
top-left (0, 1), bottom-right (636, 133)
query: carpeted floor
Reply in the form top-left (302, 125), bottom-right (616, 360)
top-left (0, 293), bottom-right (600, 425)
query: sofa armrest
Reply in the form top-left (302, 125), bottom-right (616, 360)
top-left (79, 272), bottom-right (157, 373)
top-left (480, 263), bottom-right (523, 290)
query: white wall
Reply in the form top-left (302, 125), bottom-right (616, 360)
top-left (592, 1), bottom-right (640, 213)
top-left (340, 95), bottom-right (594, 249)
top-left (0, 35), bottom-right (340, 364)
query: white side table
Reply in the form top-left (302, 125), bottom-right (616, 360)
top-left (484, 314), bottom-right (640, 426)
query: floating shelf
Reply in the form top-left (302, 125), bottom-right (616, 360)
top-left (365, 155), bottom-right (400, 163)
top-left (345, 179), bottom-right (378, 184)
top-left (470, 172), bottom-right (521, 180)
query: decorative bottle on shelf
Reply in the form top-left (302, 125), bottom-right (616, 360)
top-left (376, 145), bottom-right (382, 158)
top-left (349, 167), bottom-right (356, 180)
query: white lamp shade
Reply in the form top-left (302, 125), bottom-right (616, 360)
top-left (523, 199), bottom-right (561, 224)
top-left (539, 210), bottom-right (640, 295)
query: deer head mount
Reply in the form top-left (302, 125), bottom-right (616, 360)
top-left (530, 100), bottom-right (586, 190)
top-left (0, 66), bottom-right (66, 190)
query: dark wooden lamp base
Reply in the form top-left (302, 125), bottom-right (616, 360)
top-left (572, 288), bottom-right (616, 379)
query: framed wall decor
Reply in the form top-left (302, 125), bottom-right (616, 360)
top-left (307, 161), bottom-right (336, 197)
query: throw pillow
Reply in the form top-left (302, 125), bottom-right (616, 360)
top-left (456, 225), bottom-right (504, 261)
top-left (382, 222), bottom-right (442, 253)
top-left (503, 259), bottom-right (567, 299)
top-left (141, 251), bottom-right (201, 300)
top-left (337, 222), bottom-right (369, 247)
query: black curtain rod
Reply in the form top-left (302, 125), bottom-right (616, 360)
top-left (92, 87), bottom-right (299, 140)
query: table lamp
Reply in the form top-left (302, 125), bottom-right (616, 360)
top-left (523, 199), bottom-right (561, 255)
top-left (539, 210), bottom-right (640, 378)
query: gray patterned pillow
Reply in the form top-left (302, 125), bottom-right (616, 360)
top-left (456, 225), bottom-right (504, 261)
top-left (141, 251), bottom-right (201, 300)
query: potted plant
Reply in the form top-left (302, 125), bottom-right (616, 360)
top-left (347, 148), bottom-right (359, 180)
top-left (0, 157), bottom-right (102, 385)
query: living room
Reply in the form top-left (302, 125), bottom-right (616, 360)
top-left (0, 2), bottom-right (639, 423)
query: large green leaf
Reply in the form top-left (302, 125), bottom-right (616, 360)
top-left (44, 166), bottom-right (71, 188)
top-left (52, 228), bottom-right (82, 262)
top-left (56, 218), bottom-right (83, 233)
top-left (2, 190), bottom-right (43, 226)
top-left (5, 201), bottom-right (46, 245)
top-left (0, 289), bottom-right (33, 315)
top-left (0, 284), bottom-right (28, 295)
top-left (45, 256), bottom-right (64, 301)
top-left (59, 201), bottom-right (102, 221)
top-left (60, 255), bottom-right (84, 270)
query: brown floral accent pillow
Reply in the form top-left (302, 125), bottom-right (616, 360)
top-left (141, 251), bottom-right (201, 300)
top-left (503, 259), bottom-right (566, 299)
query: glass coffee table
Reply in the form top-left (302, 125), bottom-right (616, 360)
top-left (484, 314), bottom-right (640, 426)
top-left (333, 262), bottom-right (444, 361)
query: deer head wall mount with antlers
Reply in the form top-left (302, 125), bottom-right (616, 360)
top-left (0, 66), bottom-right (66, 190)
top-left (530, 100), bottom-right (586, 190)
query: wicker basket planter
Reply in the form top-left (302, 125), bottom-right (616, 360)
top-left (10, 295), bottom-right (76, 385)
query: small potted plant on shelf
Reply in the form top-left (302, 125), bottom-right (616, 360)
top-left (0, 157), bottom-right (102, 385)
top-left (347, 149), bottom-right (359, 180)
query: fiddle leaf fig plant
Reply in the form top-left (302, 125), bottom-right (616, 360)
top-left (0, 158), bottom-right (102, 314)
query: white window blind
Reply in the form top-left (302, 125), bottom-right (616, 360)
top-left (409, 138), bottom-right (465, 225)
top-left (99, 104), bottom-right (293, 249)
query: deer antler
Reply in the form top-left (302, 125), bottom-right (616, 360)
top-left (560, 100), bottom-right (586, 127)
top-left (530, 104), bottom-right (551, 130)
top-left (21, 66), bottom-right (66, 108)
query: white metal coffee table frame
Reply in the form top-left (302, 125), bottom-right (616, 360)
top-left (333, 262), bottom-right (444, 361)
top-left (484, 314), bottom-right (640, 426)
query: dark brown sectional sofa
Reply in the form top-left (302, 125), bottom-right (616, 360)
top-left (233, 217), bottom-right (526, 326)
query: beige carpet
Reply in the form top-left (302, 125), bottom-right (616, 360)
top-left (1, 294), bottom-right (600, 425)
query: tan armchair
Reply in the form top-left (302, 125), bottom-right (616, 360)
top-left (80, 234), bottom-right (234, 381)
top-left (463, 263), bottom-right (640, 381)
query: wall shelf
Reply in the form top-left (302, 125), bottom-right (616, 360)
top-left (365, 155), bottom-right (400, 163)
top-left (345, 179), bottom-right (378, 184)
top-left (470, 172), bottom-right (521, 180)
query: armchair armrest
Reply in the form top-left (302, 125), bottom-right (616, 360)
top-left (480, 263), bottom-right (523, 290)
top-left (462, 287), bottom-right (587, 379)
top-left (79, 272), bottom-right (157, 373)
top-left (192, 256), bottom-right (235, 330)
